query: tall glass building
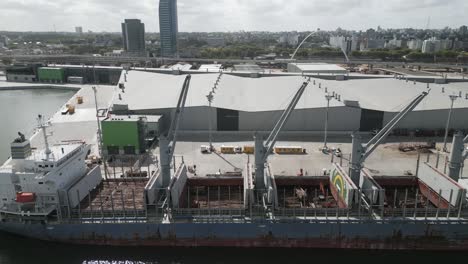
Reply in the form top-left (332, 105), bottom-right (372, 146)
top-left (121, 19), bottom-right (146, 55)
top-left (159, 0), bottom-right (178, 57)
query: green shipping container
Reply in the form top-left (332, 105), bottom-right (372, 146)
top-left (38, 67), bottom-right (65, 83)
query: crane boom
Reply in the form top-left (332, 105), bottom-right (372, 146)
top-left (160, 75), bottom-right (191, 188)
top-left (167, 75), bottom-right (191, 159)
top-left (264, 81), bottom-right (309, 160)
top-left (255, 80), bottom-right (310, 190)
top-left (361, 91), bottom-right (429, 162)
top-left (349, 90), bottom-right (430, 185)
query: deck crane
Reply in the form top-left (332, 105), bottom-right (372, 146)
top-left (349, 90), bottom-right (430, 185)
top-left (254, 79), bottom-right (310, 191)
top-left (447, 132), bottom-right (468, 181)
top-left (159, 74), bottom-right (191, 188)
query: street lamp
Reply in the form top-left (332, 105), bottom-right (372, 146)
top-left (323, 92), bottom-right (334, 152)
top-left (443, 94), bottom-right (458, 152)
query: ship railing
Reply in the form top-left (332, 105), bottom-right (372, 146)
top-left (273, 207), bottom-right (361, 220)
top-left (171, 208), bottom-right (245, 223)
top-left (375, 187), bottom-right (468, 220)
top-left (382, 208), bottom-right (468, 221)
top-left (67, 209), bottom-right (147, 223)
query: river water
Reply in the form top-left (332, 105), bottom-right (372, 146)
top-left (0, 89), bottom-right (466, 263)
top-left (0, 89), bottom-right (76, 163)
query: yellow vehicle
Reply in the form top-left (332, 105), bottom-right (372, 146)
top-left (220, 146), bottom-right (236, 154)
top-left (243, 146), bottom-right (254, 154)
top-left (274, 146), bottom-right (306, 154)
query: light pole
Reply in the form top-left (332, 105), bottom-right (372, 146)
top-left (207, 92), bottom-right (214, 151)
top-left (323, 93), bottom-right (334, 151)
top-left (443, 94), bottom-right (458, 152)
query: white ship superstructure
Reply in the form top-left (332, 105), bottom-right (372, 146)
top-left (0, 116), bottom-right (102, 217)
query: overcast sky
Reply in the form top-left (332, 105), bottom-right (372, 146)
top-left (0, 0), bottom-right (466, 32)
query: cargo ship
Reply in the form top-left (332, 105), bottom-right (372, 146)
top-left (1, 73), bottom-right (468, 250)
top-left (1, 129), bottom-right (467, 249)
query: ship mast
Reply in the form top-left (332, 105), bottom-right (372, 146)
top-left (37, 114), bottom-right (52, 160)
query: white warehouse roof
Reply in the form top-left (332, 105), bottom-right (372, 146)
top-left (318, 78), bottom-right (468, 112)
top-left (115, 70), bottom-right (468, 113)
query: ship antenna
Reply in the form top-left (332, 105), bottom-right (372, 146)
top-left (37, 114), bottom-right (52, 159)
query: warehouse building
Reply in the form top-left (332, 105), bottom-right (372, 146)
top-left (110, 70), bottom-right (468, 135)
top-left (287, 63), bottom-right (348, 75)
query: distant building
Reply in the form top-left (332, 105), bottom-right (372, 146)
top-left (287, 63), bottom-right (348, 75)
top-left (407, 39), bottom-right (423, 50)
top-left (460, 25), bottom-right (468, 37)
top-left (75, 26), bottom-right (83, 34)
top-left (159, 0), bottom-right (178, 57)
top-left (360, 38), bottom-right (385, 51)
top-left (233, 64), bottom-right (263, 72)
top-left (453, 40), bottom-right (465, 50)
top-left (422, 39), bottom-right (439, 54)
top-left (168, 63), bottom-right (192, 71)
top-left (121, 19), bottom-right (146, 56)
top-left (278, 32), bottom-right (299, 46)
top-left (422, 38), bottom-right (452, 53)
top-left (198, 64), bottom-right (223, 72)
top-left (329, 36), bottom-right (358, 53)
top-left (385, 38), bottom-right (405, 49)
top-left (0, 35), bottom-right (10, 47)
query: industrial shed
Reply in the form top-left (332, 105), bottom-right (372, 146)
top-left (287, 63), bottom-right (348, 75)
top-left (111, 70), bottom-right (468, 134)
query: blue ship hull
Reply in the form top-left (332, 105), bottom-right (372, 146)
top-left (1, 221), bottom-right (468, 249)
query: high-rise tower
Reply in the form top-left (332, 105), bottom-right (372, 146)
top-left (121, 19), bottom-right (146, 56)
top-left (159, 0), bottom-right (178, 57)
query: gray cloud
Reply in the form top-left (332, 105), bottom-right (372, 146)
top-left (0, 0), bottom-right (466, 32)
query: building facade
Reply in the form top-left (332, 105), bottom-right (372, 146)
top-left (159, 0), bottom-right (178, 57)
top-left (278, 32), bottom-right (299, 46)
top-left (329, 36), bottom-right (358, 53)
top-left (75, 27), bottom-right (83, 34)
top-left (121, 19), bottom-right (146, 55)
top-left (422, 38), bottom-right (453, 53)
top-left (408, 39), bottom-right (423, 50)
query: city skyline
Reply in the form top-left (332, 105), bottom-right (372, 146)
top-left (0, 0), bottom-right (467, 32)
